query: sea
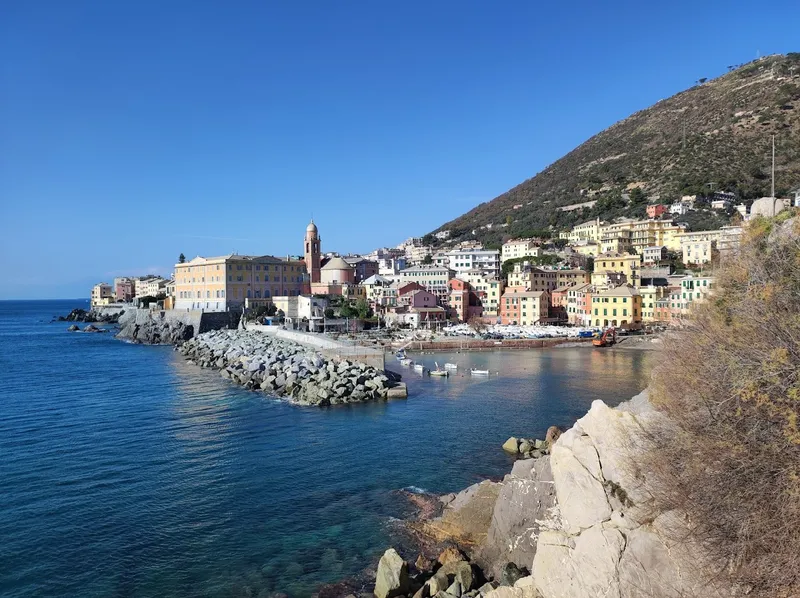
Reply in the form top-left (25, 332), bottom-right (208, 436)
top-left (0, 300), bottom-right (649, 598)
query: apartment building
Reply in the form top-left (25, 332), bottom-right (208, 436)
top-left (174, 254), bottom-right (308, 311)
top-left (591, 252), bottom-right (642, 288)
top-left (500, 288), bottom-right (550, 325)
top-left (444, 249), bottom-right (501, 279)
top-left (91, 283), bottom-right (114, 306)
top-left (566, 282), bottom-right (593, 327)
top-left (397, 265), bottom-right (454, 305)
top-left (590, 285), bottom-right (642, 329)
top-left (501, 238), bottom-right (541, 263)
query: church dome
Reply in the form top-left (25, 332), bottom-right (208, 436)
top-left (306, 219), bottom-right (318, 234)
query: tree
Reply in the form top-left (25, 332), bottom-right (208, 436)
top-left (178, 253), bottom-right (186, 264)
top-left (422, 254), bottom-right (433, 265)
top-left (339, 303), bottom-right (357, 318)
top-left (324, 307), bottom-right (335, 319)
top-left (585, 256), bottom-right (595, 273)
top-left (355, 298), bottom-right (372, 319)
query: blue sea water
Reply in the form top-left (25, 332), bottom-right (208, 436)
top-left (0, 300), bottom-right (648, 598)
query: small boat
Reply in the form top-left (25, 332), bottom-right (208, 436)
top-left (399, 358), bottom-right (413, 366)
top-left (470, 368), bottom-right (490, 376)
top-left (444, 363), bottom-right (458, 370)
top-left (396, 350), bottom-right (407, 360)
top-left (430, 362), bottom-right (449, 377)
top-left (413, 363), bottom-right (425, 373)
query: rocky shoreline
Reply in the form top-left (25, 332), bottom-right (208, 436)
top-left (57, 307), bottom-right (124, 324)
top-left (350, 391), bottom-right (721, 598)
top-left (178, 330), bottom-right (407, 407)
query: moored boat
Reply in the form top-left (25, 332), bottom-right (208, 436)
top-left (470, 368), bottom-right (489, 376)
top-left (444, 363), bottom-right (458, 370)
top-left (399, 358), bottom-right (413, 366)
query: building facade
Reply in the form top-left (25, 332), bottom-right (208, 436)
top-left (304, 220), bottom-right (322, 284)
top-left (174, 254), bottom-right (308, 312)
top-left (499, 288), bottom-right (550, 325)
top-left (397, 265), bottom-right (454, 305)
top-left (91, 283), bottom-right (114, 306)
top-left (501, 239), bottom-right (541, 263)
top-left (590, 286), bottom-right (642, 329)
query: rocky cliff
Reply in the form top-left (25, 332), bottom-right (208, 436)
top-left (400, 391), bottom-right (728, 598)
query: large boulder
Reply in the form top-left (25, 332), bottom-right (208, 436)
top-left (476, 458), bottom-right (557, 580)
top-left (501, 437), bottom-right (519, 453)
top-left (374, 548), bottom-right (409, 598)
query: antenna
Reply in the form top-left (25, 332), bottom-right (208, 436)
top-left (771, 134), bottom-right (775, 198)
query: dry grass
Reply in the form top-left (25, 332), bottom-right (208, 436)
top-left (646, 213), bottom-right (800, 597)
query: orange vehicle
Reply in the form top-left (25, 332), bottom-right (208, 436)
top-left (592, 327), bottom-right (617, 347)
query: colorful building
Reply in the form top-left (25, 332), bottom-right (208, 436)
top-left (499, 288), bottom-right (550, 325)
top-left (566, 282), bottom-right (593, 327)
top-left (591, 252), bottom-right (642, 288)
top-left (174, 254), bottom-right (308, 312)
top-left (91, 283), bottom-right (114, 306)
top-left (501, 238), bottom-right (541, 263)
top-left (590, 285), bottom-right (642, 329)
top-left (646, 204), bottom-right (667, 218)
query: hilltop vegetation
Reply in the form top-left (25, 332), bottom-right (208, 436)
top-left (430, 54), bottom-right (800, 247)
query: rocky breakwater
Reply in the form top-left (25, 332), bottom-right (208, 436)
top-left (404, 391), bottom-right (723, 598)
top-left (57, 307), bottom-right (124, 323)
top-left (178, 330), bottom-right (407, 406)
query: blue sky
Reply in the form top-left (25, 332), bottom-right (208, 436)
top-left (1, 1), bottom-right (798, 299)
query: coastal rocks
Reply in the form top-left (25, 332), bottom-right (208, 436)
top-left (476, 458), bottom-right (557, 580)
top-left (410, 480), bottom-right (501, 549)
top-left (178, 330), bottom-right (403, 407)
top-left (58, 308), bottom-right (123, 323)
top-left (501, 432), bottom-right (558, 460)
top-left (82, 324), bottom-right (107, 333)
top-left (117, 309), bottom-right (195, 345)
top-left (530, 392), bottom-right (716, 598)
top-left (374, 549), bottom-right (409, 598)
top-left (67, 324), bottom-right (79, 332)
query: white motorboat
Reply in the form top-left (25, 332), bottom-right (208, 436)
top-left (444, 363), bottom-right (458, 370)
top-left (399, 358), bottom-right (413, 366)
top-left (413, 363), bottom-right (425, 373)
top-left (470, 368), bottom-right (490, 376)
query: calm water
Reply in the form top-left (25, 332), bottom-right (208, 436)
top-left (0, 300), bottom-right (648, 598)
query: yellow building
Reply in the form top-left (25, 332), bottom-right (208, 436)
top-left (556, 269), bottom-right (591, 287)
top-left (572, 242), bottom-right (601, 257)
top-left (562, 218), bottom-right (602, 244)
top-left (639, 285), bottom-right (670, 323)
top-left (507, 263), bottom-right (558, 292)
top-left (174, 254), bottom-right (308, 312)
top-left (591, 252), bottom-right (642, 288)
top-left (590, 285), bottom-right (642, 329)
top-left (91, 283), bottom-right (114, 306)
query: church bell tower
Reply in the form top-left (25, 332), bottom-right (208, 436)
top-left (304, 219), bottom-right (321, 284)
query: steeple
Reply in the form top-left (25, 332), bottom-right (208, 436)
top-left (304, 219), bottom-right (321, 284)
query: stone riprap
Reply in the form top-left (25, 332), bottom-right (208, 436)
top-left (178, 329), bottom-right (405, 407)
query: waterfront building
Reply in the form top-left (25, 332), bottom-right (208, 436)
top-left (639, 285), bottom-right (670, 323)
top-left (501, 239), bottom-right (541, 263)
top-left (448, 278), bottom-right (485, 323)
top-left (91, 283), bottom-right (114, 306)
top-left (499, 288), bottom-right (550, 325)
top-left (174, 254), bottom-right (308, 312)
top-left (590, 285), bottom-right (642, 329)
top-left (456, 270), bottom-right (504, 317)
top-left (566, 282), bottom-right (593, 327)
top-left (113, 277), bottom-right (134, 302)
top-left (273, 295), bottom-right (328, 330)
top-left (137, 277), bottom-right (169, 298)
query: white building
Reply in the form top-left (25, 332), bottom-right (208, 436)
top-left (670, 202), bottom-right (690, 216)
top-left (397, 265), bottom-right (454, 305)
top-left (501, 239), bottom-right (541, 263)
top-left (445, 249), bottom-right (501, 278)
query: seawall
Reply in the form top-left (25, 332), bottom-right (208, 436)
top-left (246, 324), bottom-right (386, 370)
top-left (398, 337), bottom-right (593, 352)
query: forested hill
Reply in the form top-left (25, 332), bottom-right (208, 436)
top-left (427, 53), bottom-right (800, 247)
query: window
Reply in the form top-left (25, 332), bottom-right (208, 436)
top-left (228, 276), bottom-right (232, 282)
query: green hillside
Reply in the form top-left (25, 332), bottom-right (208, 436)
top-left (427, 54), bottom-right (800, 247)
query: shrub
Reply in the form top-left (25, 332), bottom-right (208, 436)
top-left (646, 215), bottom-right (800, 596)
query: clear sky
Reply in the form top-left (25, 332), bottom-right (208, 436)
top-left (1, 1), bottom-right (798, 299)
